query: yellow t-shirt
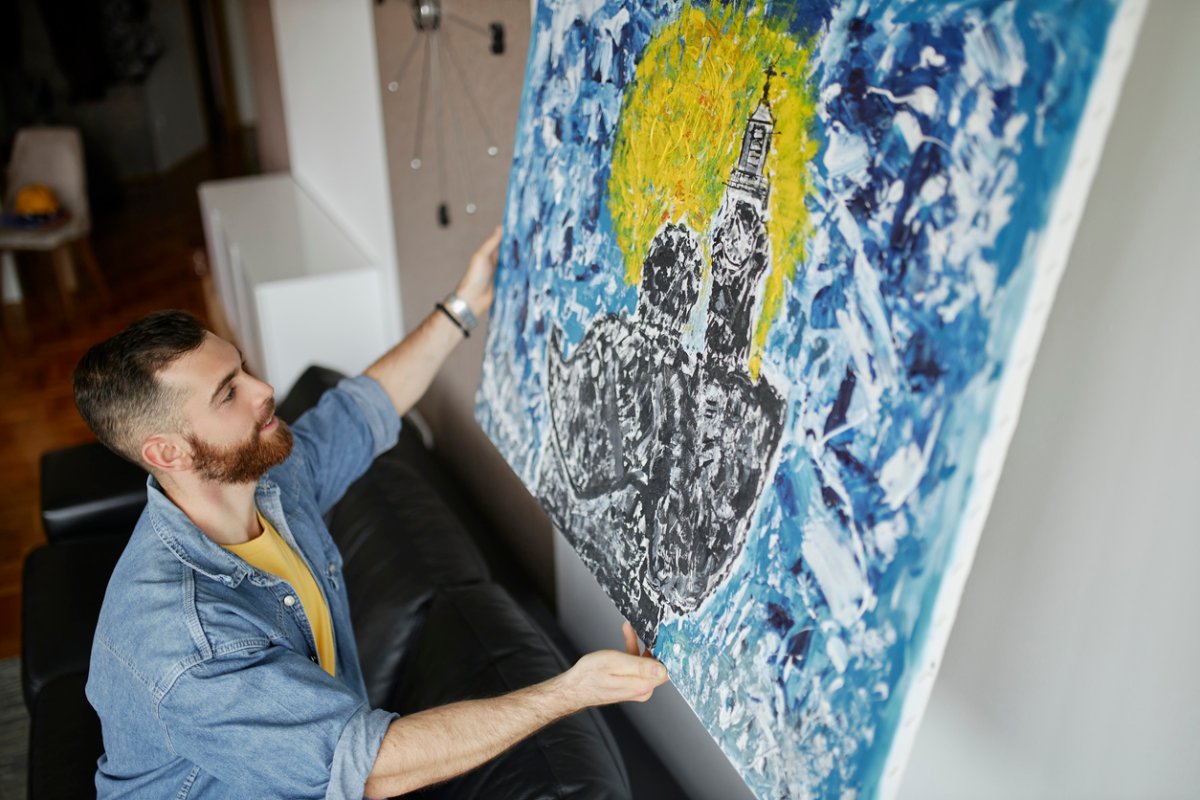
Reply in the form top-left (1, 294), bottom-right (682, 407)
top-left (224, 512), bottom-right (336, 676)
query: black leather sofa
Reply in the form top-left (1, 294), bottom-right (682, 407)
top-left (22, 366), bottom-right (684, 799)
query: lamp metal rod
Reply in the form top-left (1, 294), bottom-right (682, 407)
top-left (443, 29), bottom-right (477, 214)
top-left (411, 34), bottom-right (431, 169)
top-left (387, 33), bottom-right (422, 93)
top-left (442, 30), bottom-right (499, 156)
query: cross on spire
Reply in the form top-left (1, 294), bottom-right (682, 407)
top-left (761, 63), bottom-right (777, 106)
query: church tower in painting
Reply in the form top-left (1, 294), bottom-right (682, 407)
top-left (726, 66), bottom-right (776, 208)
top-left (707, 67), bottom-right (776, 365)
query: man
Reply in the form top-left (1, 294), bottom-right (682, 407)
top-left (74, 228), bottom-right (668, 799)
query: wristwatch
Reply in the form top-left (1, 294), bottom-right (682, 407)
top-left (435, 292), bottom-right (478, 337)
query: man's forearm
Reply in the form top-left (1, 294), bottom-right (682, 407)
top-left (363, 634), bottom-right (667, 797)
top-left (363, 674), bottom-right (574, 799)
top-left (363, 309), bottom-right (463, 417)
top-left (362, 228), bottom-right (500, 416)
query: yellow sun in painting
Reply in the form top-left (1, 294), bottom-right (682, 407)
top-left (608, 2), bottom-right (819, 376)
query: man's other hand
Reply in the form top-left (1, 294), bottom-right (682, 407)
top-left (456, 226), bottom-right (502, 318)
top-left (363, 621), bottom-right (668, 798)
top-left (557, 624), bottom-right (669, 709)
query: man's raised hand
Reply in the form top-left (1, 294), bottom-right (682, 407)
top-left (456, 226), bottom-right (502, 318)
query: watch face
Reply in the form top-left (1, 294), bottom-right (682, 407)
top-left (718, 203), bottom-right (759, 268)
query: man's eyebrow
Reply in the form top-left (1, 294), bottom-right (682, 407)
top-left (209, 350), bottom-right (246, 406)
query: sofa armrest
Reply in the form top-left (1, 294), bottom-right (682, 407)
top-left (40, 442), bottom-right (145, 544)
top-left (27, 672), bottom-right (104, 800)
top-left (21, 535), bottom-right (127, 710)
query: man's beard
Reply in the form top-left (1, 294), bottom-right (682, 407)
top-left (188, 403), bottom-right (294, 485)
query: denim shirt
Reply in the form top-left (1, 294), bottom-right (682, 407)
top-left (86, 375), bottom-right (401, 799)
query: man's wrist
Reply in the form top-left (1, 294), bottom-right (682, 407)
top-left (435, 292), bottom-right (477, 337)
top-left (540, 671), bottom-right (586, 718)
top-left (454, 284), bottom-right (491, 319)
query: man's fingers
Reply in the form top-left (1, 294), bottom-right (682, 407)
top-left (642, 658), bottom-right (668, 683)
top-left (458, 225), bottom-right (503, 314)
top-left (621, 620), bottom-right (658, 659)
top-left (483, 225), bottom-right (502, 261)
top-left (610, 651), bottom-right (667, 682)
top-left (470, 226), bottom-right (502, 268)
top-left (622, 621), bottom-right (639, 656)
top-left (568, 649), bottom-right (669, 707)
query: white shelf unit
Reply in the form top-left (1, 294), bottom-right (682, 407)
top-left (199, 173), bottom-right (390, 397)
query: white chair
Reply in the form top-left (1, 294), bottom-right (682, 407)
top-left (0, 126), bottom-right (109, 319)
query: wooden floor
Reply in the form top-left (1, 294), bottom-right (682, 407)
top-left (0, 144), bottom-right (252, 658)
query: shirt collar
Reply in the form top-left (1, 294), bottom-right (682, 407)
top-left (145, 472), bottom-right (283, 588)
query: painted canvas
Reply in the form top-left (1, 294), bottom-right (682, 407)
top-left (477, 1), bottom-right (1142, 796)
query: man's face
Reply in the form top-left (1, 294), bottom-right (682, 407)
top-left (159, 334), bottom-right (293, 485)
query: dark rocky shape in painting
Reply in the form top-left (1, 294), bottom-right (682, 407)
top-left (541, 79), bottom-right (787, 645)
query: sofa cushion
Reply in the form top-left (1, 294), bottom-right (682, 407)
top-left (330, 450), bottom-right (491, 708)
top-left (21, 535), bottom-right (127, 709)
top-left (392, 584), bottom-right (631, 800)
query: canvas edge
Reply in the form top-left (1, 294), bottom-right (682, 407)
top-left (474, 0), bottom-right (552, 425)
top-left (875, 2), bottom-right (1149, 797)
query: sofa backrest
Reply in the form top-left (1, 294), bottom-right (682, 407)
top-left (328, 447), bottom-right (491, 707)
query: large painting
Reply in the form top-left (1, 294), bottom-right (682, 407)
top-left (477, 1), bottom-right (1142, 796)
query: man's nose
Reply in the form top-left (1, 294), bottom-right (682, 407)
top-left (250, 375), bottom-right (276, 406)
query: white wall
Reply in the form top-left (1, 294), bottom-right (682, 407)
top-left (270, 0), bottom-right (402, 343)
top-left (900, 2), bottom-right (1200, 797)
top-left (222, 0), bottom-right (258, 126)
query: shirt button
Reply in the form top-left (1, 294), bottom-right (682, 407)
top-left (283, 595), bottom-right (296, 607)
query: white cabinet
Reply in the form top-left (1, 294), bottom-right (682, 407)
top-left (199, 173), bottom-right (390, 397)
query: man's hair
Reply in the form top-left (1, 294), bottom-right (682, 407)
top-left (73, 310), bottom-right (209, 465)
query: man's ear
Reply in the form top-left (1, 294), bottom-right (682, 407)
top-left (142, 434), bottom-right (190, 473)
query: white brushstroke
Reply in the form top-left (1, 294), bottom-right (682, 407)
top-left (879, 444), bottom-right (925, 511)
top-left (966, 86), bottom-right (996, 136)
top-left (919, 45), bottom-right (946, 69)
top-left (802, 519), bottom-right (873, 629)
top-left (961, 4), bottom-right (1027, 89)
top-left (867, 85), bottom-right (940, 117)
top-left (592, 7), bottom-right (629, 83)
top-left (823, 125), bottom-right (871, 185)
top-left (893, 111), bottom-right (924, 153)
top-left (827, 635), bottom-right (849, 673)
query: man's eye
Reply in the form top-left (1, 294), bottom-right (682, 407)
top-left (223, 386), bottom-right (236, 404)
